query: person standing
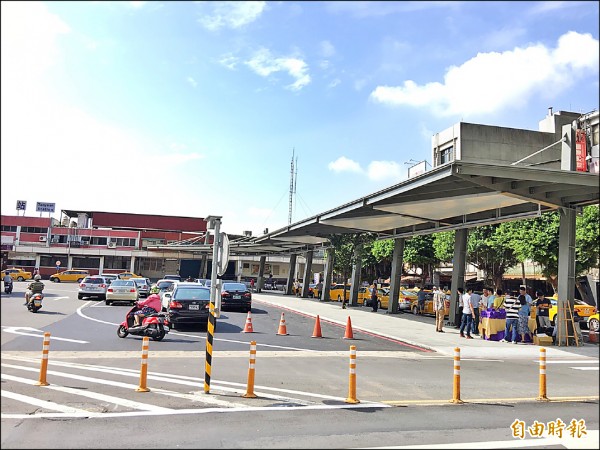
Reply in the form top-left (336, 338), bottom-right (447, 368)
top-left (370, 285), bottom-right (379, 312)
top-left (535, 290), bottom-right (552, 333)
top-left (502, 291), bottom-right (521, 343)
top-left (250, 278), bottom-right (255, 292)
top-left (481, 287), bottom-right (495, 310)
top-left (459, 288), bottom-right (474, 339)
top-left (417, 286), bottom-right (426, 315)
top-left (433, 286), bottom-right (446, 333)
top-left (517, 294), bottom-right (533, 344)
top-left (519, 286), bottom-right (533, 305)
top-left (455, 287), bottom-right (465, 329)
top-left (470, 288), bottom-right (481, 336)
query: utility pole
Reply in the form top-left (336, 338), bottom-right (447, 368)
top-left (288, 148), bottom-right (297, 225)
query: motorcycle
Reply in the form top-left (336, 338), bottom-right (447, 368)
top-left (26, 293), bottom-right (44, 313)
top-left (4, 280), bottom-right (13, 294)
top-left (117, 302), bottom-right (169, 341)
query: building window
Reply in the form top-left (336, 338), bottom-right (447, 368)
top-left (1, 225), bottom-right (17, 232)
top-left (104, 256), bottom-right (129, 270)
top-left (139, 258), bottom-right (163, 271)
top-left (20, 227), bottom-right (49, 233)
top-left (439, 146), bottom-right (454, 165)
top-left (71, 257), bottom-right (100, 269)
top-left (90, 237), bottom-right (108, 245)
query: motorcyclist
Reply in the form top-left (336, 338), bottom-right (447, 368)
top-left (3, 271), bottom-right (13, 291)
top-left (25, 274), bottom-right (44, 305)
top-left (132, 292), bottom-right (161, 327)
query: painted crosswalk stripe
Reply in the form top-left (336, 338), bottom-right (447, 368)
top-left (1, 389), bottom-right (89, 414)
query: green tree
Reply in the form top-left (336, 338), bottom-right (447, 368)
top-left (403, 235), bottom-right (437, 282)
top-left (329, 233), bottom-right (376, 299)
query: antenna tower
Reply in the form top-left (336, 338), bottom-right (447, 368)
top-left (288, 148), bottom-right (297, 225)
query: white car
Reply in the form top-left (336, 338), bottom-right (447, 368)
top-left (78, 276), bottom-right (111, 300)
top-left (105, 279), bottom-right (138, 306)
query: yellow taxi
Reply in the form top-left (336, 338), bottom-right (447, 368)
top-left (359, 286), bottom-right (389, 309)
top-left (410, 292), bottom-right (450, 317)
top-left (547, 295), bottom-right (597, 325)
top-left (117, 272), bottom-right (143, 280)
top-left (587, 313), bottom-right (599, 332)
top-left (49, 269), bottom-right (90, 283)
top-left (5, 268), bottom-right (32, 281)
top-left (328, 284), bottom-right (350, 302)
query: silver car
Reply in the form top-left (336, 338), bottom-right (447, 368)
top-left (132, 277), bottom-right (151, 298)
top-left (78, 276), bottom-right (111, 300)
top-left (105, 279), bottom-right (138, 306)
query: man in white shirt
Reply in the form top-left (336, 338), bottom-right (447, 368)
top-left (459, 288), bottom-right (474, 339)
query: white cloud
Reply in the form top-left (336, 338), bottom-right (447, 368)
top-left (328, 157), bottom-right (363, 173)
top-left (198, 1), bottom-right (267, 31)
top-left (219, 54), bottom-right (239, 70)
top-left (245, 48), bottom-right (311, 91)
top-left (369, 31), bottom-right (599, 117)
top-left (187, 76), bottom-right (198, 88)
top-left (0, 1), bottom-right (203, 217)
top-left (366, 161), bottom-right (403, 182)
top-left (129, 1), bottom-right (146, 9)
top-left (320, 40), bottom-right (336, 57)
top-left (328, 78), bottom-right (341, 88)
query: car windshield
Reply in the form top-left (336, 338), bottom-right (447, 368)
top-left (83, 278), bottom-right (104, 284)
top-left (112, 280), bottom-right (134, 287)
top-left (133, 279), bottom-right (148, 285)
top-left (157, 281), bottom-right (174, 289)
top-left (223, 283), bottom-right (246, 291)
top-left (173, 287), bottom-right (210, 301)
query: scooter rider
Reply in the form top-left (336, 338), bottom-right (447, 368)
top-left (25, 274), bottom-right (44, 305)
top-left (3, 271), bottom-right (13, 291)
top-left (132, 292), bottom-right (161, 327)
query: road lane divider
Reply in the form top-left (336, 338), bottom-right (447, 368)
top-left (345, 345), bottom-right (359, 404)
top-left (242, 340), bottom-right (257, 398)
top-left (136, 336), bottom-right (150, 392)
top-left (451, 347), bottom-right (463, 404)
top-left (35, 332), bottom-right (50, 387)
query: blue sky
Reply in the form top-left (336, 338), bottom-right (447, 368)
top-left (1, 1), bottom-right (598, 236)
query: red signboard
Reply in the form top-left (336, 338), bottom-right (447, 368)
top-left (575, 129), bottom-right (587, 172)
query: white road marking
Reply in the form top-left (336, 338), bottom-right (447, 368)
top-left (49, 296), bottom-right (69, 301)
top-left (543, 360), bottom-right (599, 364)
top-left (1, 389), bottom-right (89, 414)
top-left (570, 367), bottom-right (599, 371)
top-left (1, 326), bottom-right (89, 344)
top-left (1, 373), bottom-right (172, 412)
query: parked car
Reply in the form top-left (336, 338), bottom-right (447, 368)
top-left (78, 275), bottom-right (111, 300)
top-left (116, 272), bottom-right (142, 280)
top-left (99, 274), bottom-right (118, 284)
top-left (548, 296), bottom-right (597, 326)
top-left (50, 269), bottom-right (90, 283)
top-left (587, 313), bottom-right (599, 332)
top-left (221, 282), bottom-right (252, 312)
top-left (132, 277), bottom-right (151, 298)
top-left (328, 284), bottom-right (350, 302)
top-left (105, 279), bottom-right (138, 306)
top-left (163, 274), bottom-right (181, 281)
top-left (163, 282), bottom-right (211, 330)
top-left (360, 287), bottom-right (389, 309)
top-left (5, 267), bottom-right (32, 281)
top-left (410, 293), bottom-right (449, 316)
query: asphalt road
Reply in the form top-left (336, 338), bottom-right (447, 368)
top-left (1, 282), bottom-right (598, 449)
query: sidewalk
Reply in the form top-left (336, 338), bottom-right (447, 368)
top-left (253, 292), bottom-right (600, 361)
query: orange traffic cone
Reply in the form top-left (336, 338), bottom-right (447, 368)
top-left (276, 312), bottom-right (289, 336)
top-left (312, 315), bottom-right (323, 338)
top-left (343, 316), bottom-right (354, 339)
top-left (242, 311), bottom-right (254, 333)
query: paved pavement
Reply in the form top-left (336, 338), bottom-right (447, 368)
top-left (253, 291), bottom-right (600, 361)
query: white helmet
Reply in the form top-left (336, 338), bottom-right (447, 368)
top-left (34, 274), bottom-right (41, 281)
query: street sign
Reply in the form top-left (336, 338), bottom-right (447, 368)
top-left (36, 202), bottom-right (55, 213)
top-left (16, 200), bottom-right (27, 211)
top-left (56, 261), bottom-right (61, 272)
top-left (216, 233), bottom-right (230, 276)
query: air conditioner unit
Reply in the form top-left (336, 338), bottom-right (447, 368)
top-left (39, 236), bottom-right (47, 242)
top-left (107, 242), bottom-right (117, 248)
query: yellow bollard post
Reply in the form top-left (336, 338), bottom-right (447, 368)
top-left (242, 340), bottom-right (257, 398)
top-left (451, 346), bottom-right (463, 404)
top-left (135, 336), bottom-right (150, 392)
top-left (537, 347), bottom-right (549, 401)
top-left (35, 332), bottom-right (51, 386)
top-left (345, 345), bottom-right (360, 404)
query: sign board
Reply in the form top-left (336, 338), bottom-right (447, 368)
top-left (408, 161), bottom-right (427, 179)
top-left (16, 200), bottom-right (27, 211)
top-left (216, 233), bottom-right (230, 276)
top-left (36, 202), bottom-right (55, 213)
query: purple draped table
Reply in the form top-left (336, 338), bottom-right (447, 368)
top-left (478, 308), bottom-right (535, 342)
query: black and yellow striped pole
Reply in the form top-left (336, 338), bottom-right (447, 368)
top-left (204, 215), bottom-right (222, 394)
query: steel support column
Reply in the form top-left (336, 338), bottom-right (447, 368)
top-left (449, 228), bottom-right (467, 327)
top-left (301, 250), bottom-right (313, 298)
top-left (322, 248), bottom-right (334, 302)
top-left (388, 238), bottom-right (405, 314)
top-left (285, 253), bottom-right (297, 295)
